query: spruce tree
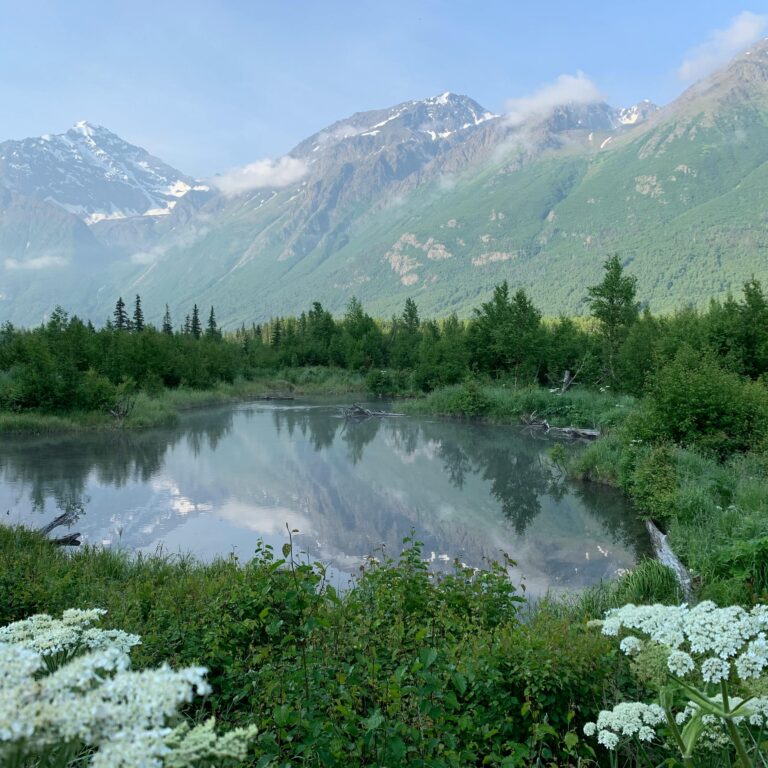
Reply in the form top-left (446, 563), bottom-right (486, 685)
top-left (183, 315), bottom-right (191, 335)
top-left (402, 298), bottom-right (420, 333)
top-left (162, 305), bottom-right (173, 336)
top-left (191, 304), bottom-right (202, 339)
top-left (113, 297), bottom-right (129, 331)
top-left (206, 306), bottom-right (219, 339)
top-left (133, 294), bottom-right (145, 333)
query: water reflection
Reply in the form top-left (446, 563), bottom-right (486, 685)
top-left (0, 400), bottom-right (650, 593)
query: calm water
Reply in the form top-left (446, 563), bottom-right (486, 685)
top-left (0, 399), bottom-right (649, 594)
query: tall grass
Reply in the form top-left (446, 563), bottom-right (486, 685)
top-left (406, 381), bottom-right (635, 429)
top-left (0, 367), bottom-right (366, 435)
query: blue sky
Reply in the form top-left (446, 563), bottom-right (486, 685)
top-left (0, 1), bottom-right (763, 176)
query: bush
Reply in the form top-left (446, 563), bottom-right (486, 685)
top-left (0, 527), bottom-right (629, 766)
top-left (643, 346), bottom-right (768, 457)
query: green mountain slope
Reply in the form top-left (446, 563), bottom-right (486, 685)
top-left (4, 44), bottom-right (768, 327)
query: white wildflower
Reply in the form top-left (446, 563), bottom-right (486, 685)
top-left (735, 637), bottom-right (768, 679)
top-left (0, 609), bottom-right (255, 766)
top-left (667, 650), bottom-right (695, 676)
top-left (700, 657), bottom-right (730, 683)
top-left (619, 636), bottom-right (643, 656)
top-left (597, 730), bottom-right (619, 749)
top-left (583, 721), bottom-right (596, 736)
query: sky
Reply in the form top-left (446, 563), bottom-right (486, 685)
top-left (0, 1), bottom-right (765, 177)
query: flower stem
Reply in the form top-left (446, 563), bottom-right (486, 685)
top-left (721, 681), bottom-right (753, 768)
top-left (665, 708), bottom-right (695, 768)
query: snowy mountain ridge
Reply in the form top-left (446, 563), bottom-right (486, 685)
top-left (0, 121), bottom-right (206, 224)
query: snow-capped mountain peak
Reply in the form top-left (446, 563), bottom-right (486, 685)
top-left (0, 123), bottom-right (198, 224)
top-left (294, 92), bottom-right (498, 157)
top-left (617, 100), bottom-right (659, 125)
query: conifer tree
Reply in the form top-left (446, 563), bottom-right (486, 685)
top-left (162, 305), bottom-right (173, 336)
top-left (183, 315), bottom-right (191, 335)
top-left (206, 306), bottom-right (219, 339)
top-left (133, 294), bottom-right (145, 333)
top-left (113, 297), bottom-right (129, 331)
top-left (191, 304), bottom-right (202, 339)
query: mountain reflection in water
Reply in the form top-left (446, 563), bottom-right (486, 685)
top-left (0, 400), bottom-right (650, 594)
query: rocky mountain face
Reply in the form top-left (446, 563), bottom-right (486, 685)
top-left (2, 42), bottom-right (768, 327)
top-left (0, 121), bottom-right (204, 223)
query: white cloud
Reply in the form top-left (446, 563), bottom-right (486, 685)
top-left (129, 224), bottom-right (211, 267)
top-left (316, 124), bottom-right (364, 145)
top-left (678, 11), bottom-right (768, 81)
top-left (212, 156), bottom-right (309, 196)
top-left (505, 72), bottom-right (604, 126)
top-left (4, 255), bottom-right (68, 270)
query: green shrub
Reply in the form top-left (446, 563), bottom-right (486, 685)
top-left (643, 346), bottom-right (768, 457)
top-left (628, 444), bottom-right (678, 522)
top-left (0, 527), bottom-right (629, 766)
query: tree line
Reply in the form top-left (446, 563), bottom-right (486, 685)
top-left (1, 256), bottom-right (768, 413)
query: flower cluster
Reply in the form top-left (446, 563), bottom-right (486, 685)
top-left (0, 610), bottom-right (257, 767)
top-left (601, 601), bottom-right (768, 680)
top-left (585, 602), bottom-right (768, 763)
top-left (583, 702), bottom-right (666, 749)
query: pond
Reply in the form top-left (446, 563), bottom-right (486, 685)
top-left (0, 399), bottom-right (650, 594)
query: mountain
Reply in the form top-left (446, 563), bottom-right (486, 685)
top-left (0, 121), bottom-right (206, 223)
top-left (2, 42), bottom-right (768, 327)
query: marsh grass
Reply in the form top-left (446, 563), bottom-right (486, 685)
top-left (405, 382), bottom-right (635, 429)
top-left (0, 367), bottom-right (366, 435)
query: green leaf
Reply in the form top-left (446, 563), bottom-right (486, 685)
top-left (452, 672), bottom-right (467, 695)
top-left (363, 711), bottom-right (385, 731)
top-left (563, 732), bottom-right (578, 749)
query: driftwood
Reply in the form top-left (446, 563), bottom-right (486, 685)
top-left (38, 510), bottom-right (81, 547)
top-left (257, 394), bottom-right (295, 401)
top-left (340, 403), bottom-right (404, 420)
top-left (521, 412), bottom-right (600, 440)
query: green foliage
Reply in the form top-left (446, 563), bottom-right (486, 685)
top-left (588, 255), bottom-right (640, 383)
top-left (644, 346), bottom-right (768, 457)
top-left (0, 527), bottom-right (626, 767)
top-left (577, 560), bottom-right (683, 619)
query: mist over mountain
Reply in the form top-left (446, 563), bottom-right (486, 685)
top-left (2, 41), bottom-right (768, 328)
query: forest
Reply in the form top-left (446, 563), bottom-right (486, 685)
top-left (3, 258), bottom-right (768, 767)
top-left (2, 256), bottom-right (768, 419)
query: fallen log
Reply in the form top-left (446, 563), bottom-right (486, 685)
top-left (51, 533), bottom-right (81, 547)
top-left (340, 403), bottom-right (404, 420)
top-left (521, 413), bottom-right (600, 440)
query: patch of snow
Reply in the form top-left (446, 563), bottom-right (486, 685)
top-left (167, 180), bottom-right (192, 197)
top-left (86, 211), bottom-right (129, 224)
top-left (361, 129), bottom-right (381, 136)
top-left (599, 136), bottom-right (613, 150)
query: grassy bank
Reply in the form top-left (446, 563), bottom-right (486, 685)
top-left (408, 378), bottom-right (768, 606)
top-left (404, 380), bottom-right (635, 430)
top-left (0, 367), bottom-right (366, 435)
top-left (2, 526), bottom-right (679, 767)
top-left (574, 436), bottom-right (768, 605)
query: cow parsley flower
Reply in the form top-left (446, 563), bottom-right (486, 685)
top-left (700, 657), bottom-right (730, 683)
top-left (584, 702), bottom-right (665, 750)
top-left (667, 650), bottom-right (695, 676)
top-left (619, 636), bottom-right (643, 656)
top-left (0, 609), bottom-right (256, 766)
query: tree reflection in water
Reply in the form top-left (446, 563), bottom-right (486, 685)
top-left (0, 403), bottom-right (649, 572)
